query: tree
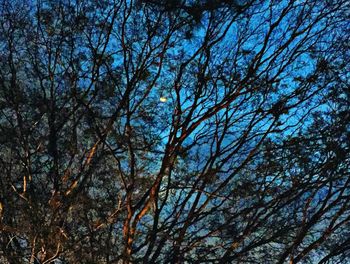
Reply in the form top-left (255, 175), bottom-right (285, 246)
top-left (0, 0), bottom-right (349, 263)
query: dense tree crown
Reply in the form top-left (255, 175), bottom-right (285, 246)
top-left (0, 0), bottom-right (349, 263)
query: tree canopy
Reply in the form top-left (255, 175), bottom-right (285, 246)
top-left (0, 0), bottom-right (349, 263)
